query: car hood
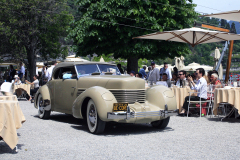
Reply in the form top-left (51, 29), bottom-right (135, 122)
top-left (77, 75), bottom-right (145, 90)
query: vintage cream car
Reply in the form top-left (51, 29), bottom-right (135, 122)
top-left (34, 62), bottom-right (177, 134)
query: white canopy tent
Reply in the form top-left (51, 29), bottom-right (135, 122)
top-left (64, 55), bottom-right (89, 62)
top-left (0, 63), bottom-right (17, 68)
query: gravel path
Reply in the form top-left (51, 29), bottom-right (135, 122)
top-left (1, 101), bottom-right (240, 160)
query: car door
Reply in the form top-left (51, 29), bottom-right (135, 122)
top-left (54, 67), bottom-right (78, 113)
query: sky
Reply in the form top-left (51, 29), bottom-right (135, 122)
top-left (193, 0), bottom-right (240, 14)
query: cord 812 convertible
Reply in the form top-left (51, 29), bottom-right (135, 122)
top-left (34, 62), bottom-right (177, 134)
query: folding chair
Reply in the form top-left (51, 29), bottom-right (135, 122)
top-left (187, 84), bottom-right (213, 118)
top-left (1, 82), bottom-right (13, 94)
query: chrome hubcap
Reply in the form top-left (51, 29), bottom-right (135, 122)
top-left (88, 104), bottom-right (96, 126)
top-left (39, 97), bottom-right (44, 113)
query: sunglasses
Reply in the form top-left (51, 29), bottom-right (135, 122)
top-left (178, 74), bottom-right (183, 75)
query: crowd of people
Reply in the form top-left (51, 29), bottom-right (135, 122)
top-left (125, 61), bottom-right (222, 89)
top-left (123, 61), bottom-right (225, 116)
top-left (0, 61), bottom-right (57, 101)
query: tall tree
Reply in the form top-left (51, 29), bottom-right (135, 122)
top-left (0, 0), bottom-right (73, 81)
top-left (69, 0), bottom-right (198, 73)
top-left (226, 23), bottom-right (230, 30)
top-left (231, 22), bottom-right (237, 34)
top-left (221, 19), bottom-right (227, 28)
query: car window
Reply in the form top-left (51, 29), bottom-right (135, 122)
top-left (54, 67), bottom-right (77, 79)
top-left (53, 68), bottom-right (62, 79)
top-left (75, 64), bottom-right (99, 77)
top-left (97, 64), bottom-right (121, 75)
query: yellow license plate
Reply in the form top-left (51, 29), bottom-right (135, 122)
top-left (113, 103), bottom-right (128, 111)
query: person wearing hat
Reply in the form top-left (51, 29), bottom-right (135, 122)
top-left (147, 62), bottom-right (160, 83)
top-left (160, 62), bottom-right (172, 80)
top-left (129, 70), bottom-right (135, 77)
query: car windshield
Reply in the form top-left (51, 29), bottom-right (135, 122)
top-left (75, 64), bottom-right (99, 77)
top-left (75, 64), bottom-right (121, 77)
top-left (97, 64), bottom-right (121, 75)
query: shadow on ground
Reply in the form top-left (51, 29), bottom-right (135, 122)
top-left (71, 123), bottom-right (174, 136)
top-left (33, 113), bottom-right (85, 125)
top-left (34, 113), bottom-right (174, 135)
top-left (207, 117), bottom-right (240, 123)
top-left (0, 143), bottom-right (24, 154)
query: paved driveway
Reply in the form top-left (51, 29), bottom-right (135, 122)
top-left (1, 101), bottom-right (240, 160)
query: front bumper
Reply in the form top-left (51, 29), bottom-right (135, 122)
top-left (107, 104), bottom-right (178, 120)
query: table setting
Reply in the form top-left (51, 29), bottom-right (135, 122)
top-left (0, 94), bottom-right (26, 150)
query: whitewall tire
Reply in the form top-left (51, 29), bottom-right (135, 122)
top-left (37, 94), bottom-right (51, 119)
top-left (86, 99), bottom-right (106, 134)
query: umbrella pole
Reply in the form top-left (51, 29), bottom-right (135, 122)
top-left (225, 40), bottom-right (234, 83)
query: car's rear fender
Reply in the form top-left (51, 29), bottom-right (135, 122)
top-left (34, 85), bottom-right (51, 111)
top-left (72, 86), bottom-right (117, 121)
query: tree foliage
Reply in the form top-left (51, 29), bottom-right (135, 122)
top-left (231, 22), bottom-right (237, 34)
top-left (0, 0), bottom-right (73, 80)
top-left (69, 0), bottom-right (198, 72)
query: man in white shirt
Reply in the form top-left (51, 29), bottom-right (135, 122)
top-left (180, 68), bottom-right (207, 115)
top-left (19, 62), bottom-right (25, 81)
top-left (45, 61), bottom-right (57, 81)
top-left (25, 75), bottom-right (39, 101)
top-left (148, 62), bottom-right (160, 83)
top-left (160, 63), bottom-right (172, 80)
top-left (176, 70), bottom-right (187, 87)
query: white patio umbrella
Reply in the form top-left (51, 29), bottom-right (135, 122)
top-left (182, 62), bottom-right (213, 72)
top-left (214, 48), bottom-right (223, 79)
top-left (199, 10), bottom-right (240, 22)
top-left (133, 27), bottom-right (240, 47)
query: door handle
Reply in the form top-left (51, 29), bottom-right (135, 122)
top-left (72, 87), bottom-right (76, 89)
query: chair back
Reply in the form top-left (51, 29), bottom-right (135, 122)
top-left (1, 82), bottom-right (13, 93)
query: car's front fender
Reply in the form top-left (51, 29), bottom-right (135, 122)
top-left (72, 86), bottom-right (117, 121)
top-left (146, 85), bottom-right (177, 111)
top-left (34, 85), bottom-right (51, 111)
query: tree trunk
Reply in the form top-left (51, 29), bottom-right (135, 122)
top-left (127, 56), bottom-right (138, 74)
top-left (26, 46), bottom-right (36, 82)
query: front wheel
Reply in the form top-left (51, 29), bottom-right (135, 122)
top-left (86, 99), bottom-right (106, 134)
top-left (151, 116), bottom-right (170, 129)
top-left (37, 94), bottom-right (51, 119)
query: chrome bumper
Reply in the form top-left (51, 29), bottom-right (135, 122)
top-left (107, 104), bottom-right (178, 120)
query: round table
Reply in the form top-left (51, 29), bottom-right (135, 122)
top-left (0, 95), bottom-right (26, 150)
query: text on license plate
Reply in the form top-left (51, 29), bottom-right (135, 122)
top-left (113, 103), bottom-right (128, 111)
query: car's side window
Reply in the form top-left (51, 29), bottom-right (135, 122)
top-left (62, 67), bottom-right (77, 79)
top-left (53, 68), bottom-right (62, 79)
top-left (53, 67), bottom-right (77, 80)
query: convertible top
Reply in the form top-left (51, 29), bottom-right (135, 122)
top-left (54, 62), bottom-right (116, 70)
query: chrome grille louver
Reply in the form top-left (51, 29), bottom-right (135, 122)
top-left (109, 90), bottom-right (146, 104)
